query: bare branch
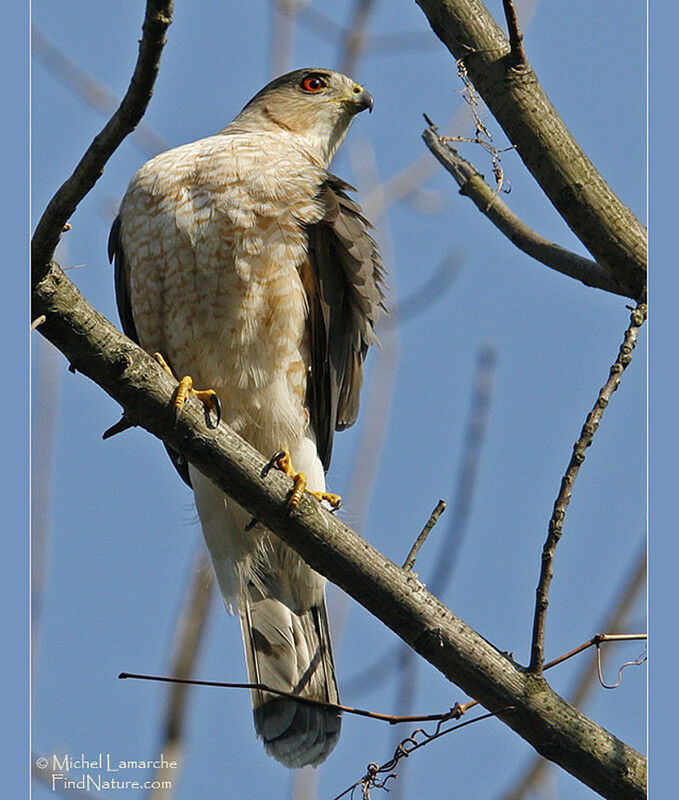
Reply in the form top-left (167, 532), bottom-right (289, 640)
top-left (501, 0), bottom-right (528, 67)
top-left (402, 499), bottom-right (447, 571)
top-left (422, 122), bottom-right (630, 298)
top-left (529, 304), bottom-right (647, 674)
top-left (31, 25), bottom-right (171, 157)
top-left (31, 0), bottom-right (173, 280)
top-left (32, 259), bottom-right (646, 798)
top-left (269, 0), bottom-right (299, 77)
top-left (501, 547), bottom-right (646, 799)
top-left (415, 0), bottom-right (646, 299)
top-left (333, 708), bottom-right (511, 800)
top-left (119, 671), bottom-right (465, 727)
top-left (340, 0), bottom-right (376, 75)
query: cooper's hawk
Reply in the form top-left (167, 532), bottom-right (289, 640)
top-left (109, 69), bottom-right (386, 767)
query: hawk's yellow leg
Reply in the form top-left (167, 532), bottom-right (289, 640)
top-left (154, 352), bottom-right (221, 424)
top-left (263, 449), bottom-right (342, 511)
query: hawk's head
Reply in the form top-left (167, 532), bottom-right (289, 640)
top-left (232, 69), bottom-right (374, 166)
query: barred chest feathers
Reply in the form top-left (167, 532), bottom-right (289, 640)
top-left (120, 131), bottom-right (326, 452)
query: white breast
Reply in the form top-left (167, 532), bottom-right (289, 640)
top-left (120, 131), bottom-right (326, 456)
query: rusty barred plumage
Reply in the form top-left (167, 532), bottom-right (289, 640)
top-left (109, 69), bottom-right (386, 768)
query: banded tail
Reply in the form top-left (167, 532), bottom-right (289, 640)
top-left (239, 576), bottom-right (342, 767)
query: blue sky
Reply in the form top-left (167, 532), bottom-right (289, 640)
top-left (21, 1), bottom-right (663, 798)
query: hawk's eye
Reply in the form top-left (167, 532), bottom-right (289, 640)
top-left (301, 75), bottom-right (327, 93)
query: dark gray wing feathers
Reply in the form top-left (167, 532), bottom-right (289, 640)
top-left (305, 174), bottom-right (387, 470)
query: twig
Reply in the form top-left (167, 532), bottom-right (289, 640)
top-left (146, 550), bottom-right (214, 800)
top-left (501, 544), bottom-right (646, 799)
top-left (422, 122), bottom-right (629, 298)
top-left (332, 708), bottom-right (513, 800)
top-left (437, 631), bottom-right (648, 724)
top-left (402, 500), bottom-right (447, 571)
top-left (502, 0), bottom-right (528, 67)
top-left (119, 671), bottom-right (466, 726)
top-left (31, 0), bottom-right (173, 280)
top-left (380, 251), bottom-right (462, 329)
top-left (31, 25), bottom-right (171, 158)
top-left (32, 258), bottom-right (647, 798)
top-left (596, 643), bottom-right (646, 690)
top-left (102, 413), bottom-right (137, 440)
top-left (269, 0), bottom-right (298, 78)
top-left (340, 0), bottom-right (376, 75)
top-left (529, 303), bottom-right (648, 674)
top-left (415, 0), bottom-right (647, 298)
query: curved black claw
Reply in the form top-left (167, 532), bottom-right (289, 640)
top-left (204, 393), bottom-right (222, 429)
top-left (261, 450), bottom-right (286, 479)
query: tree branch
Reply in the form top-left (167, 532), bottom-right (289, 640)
top-left (501, 0), bottom-right (527, 67)
top-left (32, 261), bottom-right (646, 799)
top-left (422, 123), bottom-right (629, 298)
top-left (415, 0), bottom-right (646, 299)
top-left (31, 0), bottom-right (173, 281)
top-left (529, 304), bottom-right (647, 674)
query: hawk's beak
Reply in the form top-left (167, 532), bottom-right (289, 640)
top-left (346, 86), bottom-right (374, 114)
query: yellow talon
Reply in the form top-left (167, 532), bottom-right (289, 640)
top-left (309, 490), bottom-right (342, 510)
top-left (153, 352), bottom-right (221, 425)
top-left (261, 449), bottom-right (342, 511)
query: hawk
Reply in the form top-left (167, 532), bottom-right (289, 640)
top-left (109, 69), bottom-right (386, 768)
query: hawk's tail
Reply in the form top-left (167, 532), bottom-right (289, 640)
top-left (238, 580), bottom-right (342, 768)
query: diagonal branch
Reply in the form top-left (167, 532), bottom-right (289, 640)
top-left (31, 0), bottom-right (173, 280)
top-left (422, 122), bottom-right (629, 298)
top-left (31, 260), bottom-right (646, 800)
top-left (415, 0), bottom-right (646, 299)
top-left (529, 304), bottom-right (647, 674)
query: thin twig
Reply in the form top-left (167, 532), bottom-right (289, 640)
top-left (119, 671), bottom-right (465, 726)
top-left (402, 500), bottom-right (447, 571)
top-left (340, 0), bottom-right (376, 75)
top-left (422, 122), bottom-right (628, 297)
top-left (102, 414), bottom-right (137, 440)
top-left (501, 544), bottom-right (646, 800)
top-left (444, 631), bottom-right (648, 724)
top-left (596, 642), bottom-right (646, 690)
top-left (529, 304), bottom-right (648, 674)
top-left (269, 0), bottom-right (298, 78)
top-left (502, 0), bottom-right (528, 67)
top-left (380, 251), bottom-right (462, 329)
top-left (31, 25), bottom-right (171, 157)
top-left (333, 708), bottom-right (513, 800)
top-left (31, 0), bottom-right (174, 279)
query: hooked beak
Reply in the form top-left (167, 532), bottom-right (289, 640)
top-left (346, 86), bottom-right (374, 114)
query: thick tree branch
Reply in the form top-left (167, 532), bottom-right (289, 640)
top-left (32, 262), bottom-right (646, 800)
top-left (529, 304), bottom-right (647, 675)
top-left (422, 123), bottom-right (629, 298)
top-left (31, 0), bottom-right (173, 281)
top-left (415, 0), bottom-right (646, 299)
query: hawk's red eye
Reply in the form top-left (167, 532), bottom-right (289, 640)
top-left (301, 75), bottom-right (326, 93)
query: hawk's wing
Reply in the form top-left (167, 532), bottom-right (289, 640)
top-left (303, 174), bottom-right (387, 471)
top-left (108, 216), bottom-right (193, 487)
